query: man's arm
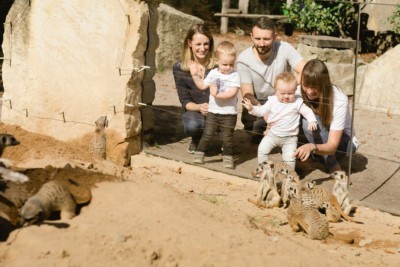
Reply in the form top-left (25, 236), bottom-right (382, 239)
top-left (241, 83), bottom-right (260, 106)
top-left (293, 60), bottom-right (307, 84)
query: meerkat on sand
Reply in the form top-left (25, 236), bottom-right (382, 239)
top-left (287, 186), bottom-right (330, 240)
top-left (331, 171), bottom-right (353, 215)
top-left (20, 180), bottom-right (77, 225)
top-left (89, 116), bottom-right (108, 159)
top-left (0, 133), bottom-right (20, 157)
top-left (281, 174), bottom-right (299, 208)
top-left (304, 181), bottom-right (362, 224)
top-left (248, 160), bottom-right (274, 209)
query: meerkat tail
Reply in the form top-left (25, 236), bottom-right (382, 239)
top-left (0, 167), bottom-right (29, 183)
top-left (247, 198), bottom-right (266, 209)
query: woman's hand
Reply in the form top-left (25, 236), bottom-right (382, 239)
top-left (199, 103), bottom-right (208, 116)
top-left (293, 143), bottom-right (316, 161)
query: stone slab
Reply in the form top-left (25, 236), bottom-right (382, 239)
top-left (298, 35), bottom-right (361, 49)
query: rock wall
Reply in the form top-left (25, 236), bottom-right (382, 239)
top-left (156, 4), bottom-right (203, 70)
top-left (363, 0), bottom-right (400, 33)
top-left (1, 0), bottom-right (158, 165)
top-left (356, 44), bottom-right (400, 115)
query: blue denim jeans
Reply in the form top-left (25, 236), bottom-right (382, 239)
top-left (197, 112), bottom-right (237, 155)
top-left (301, 116), bottom-right (356, 170)
top-left (182, 111), bottom-right (205, 144)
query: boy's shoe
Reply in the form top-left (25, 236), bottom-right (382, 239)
top-left (193, 151), bottom-right (205, 164)
top-left (223, 155), bottom-right (234, 169)
top-left (187, 141), bottom-right (198, 154)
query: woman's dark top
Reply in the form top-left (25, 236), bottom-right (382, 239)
top-left (173, 62), bottom-right (210, 112)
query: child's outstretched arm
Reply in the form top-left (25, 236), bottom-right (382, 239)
top-left (307, 121), bottom-right (318, 131)
top-left (241, 98), bottom-right (253, 112)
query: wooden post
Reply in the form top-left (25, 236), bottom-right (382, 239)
top-left (238, 0), bottom-right (249, 14)
top-left (220, 0), bottom-right (230, 34)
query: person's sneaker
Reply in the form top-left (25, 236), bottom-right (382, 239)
top-left (223, 155), bottom-right (234, 169)
top-left (187, 141), bottom-right (198, 154)
top-left (327, 163), bottom-right (342, 174)
top-left (193, 151), bottom-right (205, 164)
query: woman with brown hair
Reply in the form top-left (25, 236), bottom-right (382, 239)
top-left (173, 24), bottom-right (215, 153)
top-left (294, 59), bottom-right (358, 173)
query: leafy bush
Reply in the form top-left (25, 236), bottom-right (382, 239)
top-left (388, 4), bottom-right (400, 34)
top-left (285, 0), bottom-right (351, 35)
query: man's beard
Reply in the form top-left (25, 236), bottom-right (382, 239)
top-left (255, 45), bottom-right (272, 55)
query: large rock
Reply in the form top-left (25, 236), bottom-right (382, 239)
top-left (1, 0), bottom-right (157, 165)
top-left (356, 44), bottom-right (400, 115)
top-left (297, 43), bottom-right (365, 96)
top-left (156, 4), bottom-right (203, 70)
top-left (363, 0), bottom-right (400, 33)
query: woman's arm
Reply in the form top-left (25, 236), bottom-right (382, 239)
top-left (294, 129), bottom-right (343, 161)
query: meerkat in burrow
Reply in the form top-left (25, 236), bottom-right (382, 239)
top-left (20, 180), bottom-right (77, 225)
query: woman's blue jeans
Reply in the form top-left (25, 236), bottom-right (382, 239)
top-left (182, 111), bottom-right (205, 144)
top-left (301, 116), bottom-right (356, 171)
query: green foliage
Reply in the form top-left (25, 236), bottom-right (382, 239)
top-left (285, 0), bottom-right (351, 35)
top-left (388, 4), bottom-right (400, 34)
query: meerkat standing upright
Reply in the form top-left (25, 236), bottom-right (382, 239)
top-left (331, 171), bottom-right (353, 215)
top-left (89, 116), bottom-right (108, 159)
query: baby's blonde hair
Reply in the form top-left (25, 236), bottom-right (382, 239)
top-left (215, 41), bottom-right (236, 60)
top-left (274, 72), bottom-right (297, 91)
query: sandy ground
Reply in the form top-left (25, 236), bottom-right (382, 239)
top-left (0, 33), bottom-right (400, 266)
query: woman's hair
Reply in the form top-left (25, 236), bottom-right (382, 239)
top-left (274, 72), bottom-right (297, 91)
top-left (215, 41), bottom-right (236, 59)
top-left (301, 59), bottom-right (333, 128)
top-left (180, 24), bottom-right (215, 71)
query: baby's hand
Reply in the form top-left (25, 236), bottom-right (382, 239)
top-left (241, 98), bottom-right (253, 111)
top-left (308, 121), bottom-right (318, 131)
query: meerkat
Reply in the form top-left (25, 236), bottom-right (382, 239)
top-left (281, 174), bottom-right (299, 208)
top-left (273, 161), bottom-right (300, 186)
top-left (89, 116), bottom-right (108, 159)
top-left (286, 186), bottom-right (330, 240)
top-left (20, 180), bottom-right (77, 225)
top-left (331, 171), bottom-right (353, 215)
top-left (248, 160), bottom-right (274, 209)
top-left (0, 166), bottom-right (29, 183)
top-left (303, 181), bottom-right (362, 224)
top-left (265, 163), bottom-right (282, 208)
top-left (0, 133), bottom-right (20, 157)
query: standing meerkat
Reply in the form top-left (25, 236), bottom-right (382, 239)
top-left (20, 180), bottom-right (77, 225)
top-left (281, 174), bottom-right (299, 208)
top-left (248, 160), bottom-right (274, 208)
top-left (286, 186), bottom-right (330, 240)
top-left (331, 171), bottom-right (353, 215)
top-left (89, 116), bottom-right (108, 159)
top-left (248, 160), bottom-right (282, 208)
